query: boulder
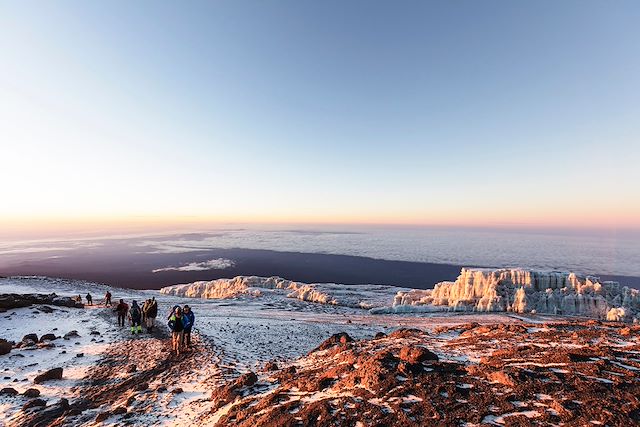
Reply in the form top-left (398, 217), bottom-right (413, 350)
top-left (22, 334), bottom-right (38, 343)
top-left (23, 388), bottom-right (41, 398)
top-left (39, 334), bottom-right (57, 342)
top-left (312, 333), bottom-right (353, 353)
top-left (0, 339), bottom-right (12, 355)
top-left (34, 367), bottom-right (63, 384)
top-left (171, 387), bottom-right (184, 394)
top-left (487, 371), bottom-right (516, 387)
top-left (126, 364), bottom-right (137, 373)
top-left (263, 361), bottom-right (279, 371)
top-left (399, 346), bottom-right (439, 364)
top-left (23, 398), bottom-right (47, 410)
top-left (0, 387), bottom-right (18, 396)
top-left (63, 330), bottom-right (80, 340)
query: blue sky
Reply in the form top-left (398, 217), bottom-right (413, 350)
top-left (1, 1), bottom-right (639, 230)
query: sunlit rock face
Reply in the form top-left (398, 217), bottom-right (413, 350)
top-left (393, 268), bottom-right (640, 321)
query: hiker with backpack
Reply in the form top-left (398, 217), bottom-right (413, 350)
top-left (129, 300), bottom-right (143, 334)
top-left (168, 307), bottom-right (186, 355)
top-left (115, 299), bottom-right (128, 327)
top-left (145, 297), bottom-right (158, 333)
top-left (182, 305), bottom-right (195, 349)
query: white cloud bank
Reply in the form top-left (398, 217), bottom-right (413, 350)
top-left (152, 258), bottom-right (235, 273)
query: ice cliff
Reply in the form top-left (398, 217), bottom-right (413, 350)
top-left (392, 268), bottom-right (639, 321)
top-left (160, 276), bottom-right (402, 309)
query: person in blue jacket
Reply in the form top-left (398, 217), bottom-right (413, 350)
top-left (182, 305), bottom-right (195, 349)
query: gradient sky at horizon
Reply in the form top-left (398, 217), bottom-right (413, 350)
top-left (1, 1), bottom-right (640, 232)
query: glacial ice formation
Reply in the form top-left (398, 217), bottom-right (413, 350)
top-left (160, 276), bottom-right (403, 309)
top-left (392, 268), bottom-right (639, 321)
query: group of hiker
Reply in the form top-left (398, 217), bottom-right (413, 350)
top-left (83, 289), bottom-right (197, 353)
top-left (168, 305), bottom-right (195, 355)
top-left (74, 292), bottom-right (110, 306)
top-left (114, 297), bottom-right (159, 334)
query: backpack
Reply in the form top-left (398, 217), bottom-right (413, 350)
top-left (130, 306), bottom-right (140, 318)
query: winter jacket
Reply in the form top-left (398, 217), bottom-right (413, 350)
top-left (129, 303), bottom-right (142, 321)
top-left (183, 311), bottom-right (195, 332)
top-left (146, 301), bottom-right (158, 318)
top-left (116, 302), bottom-right (128, 314)
top-left (168, 315), bottom-right (185, 332)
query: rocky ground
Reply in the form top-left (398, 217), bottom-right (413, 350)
top-left (2, 279), bottom-right (640, 426)
top-left (209, 321), bottom-right (640, 426)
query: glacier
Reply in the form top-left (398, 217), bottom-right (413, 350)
top-left (159, 276), bottom-right (405, 309)
top-left (392, 268), bottom-right (639, 321)
top-left (160, 269), bottom-right (639, 322)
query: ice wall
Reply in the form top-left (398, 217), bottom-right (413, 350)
top-left (160, 276), bottom-right (403, 308)
top-left (393, 268), bottom-right (640, 321)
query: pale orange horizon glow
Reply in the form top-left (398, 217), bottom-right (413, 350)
top-left (2, 206), bottom-right (639, 241)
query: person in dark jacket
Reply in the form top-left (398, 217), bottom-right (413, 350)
top-left (182, 305), bottom-right (195, 348)
top-left (145, 297), bottom-right (158, 333)
top-left (129, 300), bottom-right (142, 334)
top-left (168, 307), bottom-right (185, 355)
top-left (104, 291), bottom-right (112, 307)
top-left (115, 299), bottom-right (128, 327)
top-left (86, 293), bottom-right (93, 306)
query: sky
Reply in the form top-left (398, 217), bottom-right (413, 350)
top-left (1, 1), bottom-right (639, 236)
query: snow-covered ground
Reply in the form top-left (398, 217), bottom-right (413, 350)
top-left (0, 275), bottom-right (601, 426)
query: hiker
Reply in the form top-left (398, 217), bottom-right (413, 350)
top-left (76, 295), bottom-right (82, 303)
top-left (116, 299), bottom-right (128, 327)
top-left (168, 305), bottom-right (180, 320)
top-left (145, 297), bottom-right (158, 333)
top-left (168, 307), bottom-right (185, 355)
top-left (129, 300), bottom-right (143, 334)
top-left (86, 293), bottom-right (93, 306)
top-left (104, 291), bottom-right (112, 307)
top-left (183, 305), bottom-right (195, 348)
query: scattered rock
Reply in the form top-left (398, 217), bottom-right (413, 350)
top-left (171, 387), bottom-right (184, 394)
top-left (0, 387), bottom-right (18, 396)
top-left (23, 388), bottom-right (41, 398)
top-left (0, 338), bottom-right (12, 355)
top-left (64, 330), bottom-right (80, 340)
top-left (487, 371), bottom-right (516, 387)
top-left (34, 367), bottom-right (63, 384)
top-left (112, 406), bottom-right (127, 415)
top-left (312, 332), bottom-right (353, 352)
top-left (23, 398), bottom-right (47, 410)
top-left (95, 411), bottom-right (111, 422)
top-left (126, 396), bottom-right (136, 406)
top-left (76, 353), bottom-right (84, 358)
top-left (399, 345), bottom-right (439, 364)
top-left (126, 364), bottom-right (137, 373)
top-left (211, 372), bottom-right (258, 410)
top-left (22, 333), bottom-right (38, 343)
top-left (374, 332), bottom-right (387, 339)
top-left (263, 361), bottom-right (279, 371)
top-left (89, 331), bottom-right (101, 336)
top-left (136, 382), bottom-right (149, 391)
top-left (39, 333), bottom-right (57, 342)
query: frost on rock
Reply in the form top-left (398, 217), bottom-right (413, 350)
top-left (392, 268), bottom-right (640, 321)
